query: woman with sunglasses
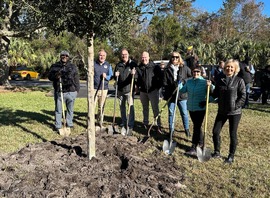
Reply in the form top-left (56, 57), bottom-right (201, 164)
top-left (163, 52), bottom-right (192, 138)
top-left (180, 66), bottom-right (213, 156)
top-left (211, 59), bottom-right (246, 164)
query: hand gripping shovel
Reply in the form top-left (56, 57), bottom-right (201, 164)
top-left (163, 81), bottom-right (181, 155)
top-left (58, 78), bottom-right (71, 137)
top-left (108, 76), bottom-right (119, 135)
top-left (196, 84), bottom-right (211, 162)
top-left (121, 73), bottom-right (135, 136)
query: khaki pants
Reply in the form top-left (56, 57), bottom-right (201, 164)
top-left (94, 89), bottom-right (108, 124)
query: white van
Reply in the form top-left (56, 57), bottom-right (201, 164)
top-left (153, 60), bottom-right (169, 66)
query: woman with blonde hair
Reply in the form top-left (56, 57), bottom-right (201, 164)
top-left (163, 51), bottom-right (192, 138)
top-left (211, 59), bottom-right (246, 164)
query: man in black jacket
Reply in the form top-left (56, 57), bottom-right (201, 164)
top-left (48, 50), bottom-right (80, 133)
top-left (137, 51), bottom-right (163, 133)
top-left (114, 49), bottom-right (137, 134)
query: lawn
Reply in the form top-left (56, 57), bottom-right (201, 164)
top-left (0, 90), bottom-right (269, 197)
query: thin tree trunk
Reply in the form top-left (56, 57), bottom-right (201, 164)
top-left (87, 33), bottom-right (95, 160)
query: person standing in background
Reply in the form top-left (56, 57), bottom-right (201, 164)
top-left (211, 60), bottom-right (225, 84)
top-left (237, 56), bottom-right (254, 108)
top-left (261, 65), bottom-right (270, 104)
top-left (185, 46), bottom-right (199, 70)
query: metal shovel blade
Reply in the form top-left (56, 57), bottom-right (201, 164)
top-left (58, 127), bottom-right (70, 137)
top-left (163, 139), bottom-right (169, 152)
top-left (196, 146), bottom-right (211, 162)
top-left (108, 125), bottom-right (119, 135)
top-left (164, 141), bottom-right (177, 155)
top-left (121, 126), bottom-right (127, 136)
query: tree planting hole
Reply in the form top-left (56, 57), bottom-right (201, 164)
top-left (120, 156), bottom-right (129, 170)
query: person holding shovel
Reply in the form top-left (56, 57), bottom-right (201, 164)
top-left (180, 66), bottom-right (213, 156)
top-left (137, 51), bottom-right (163, 133)
top-left (114, 48), bottom-right (137, 135)
top-left (94, 49), bottom-right (113, 127)
top-left (211, 59), bottom-right (246, 164)
top-left (48, 50), bottom-right (80, 134)
top-left (163, 51), bottom-right (192, 138)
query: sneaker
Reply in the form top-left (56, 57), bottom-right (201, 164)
top-left (211, 151), bottom-right (221, 158)
top-left (185, 147), bottom-right (197, 156)
top-left (224, 155), bottom-right (234, 164)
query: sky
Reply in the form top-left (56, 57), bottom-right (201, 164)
top-left (193, 0), bottom-right (270, 17)
top-left (137, 0), bottom-right (270, 17)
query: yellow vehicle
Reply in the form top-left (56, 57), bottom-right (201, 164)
top-left (11, 67), bottom-right (40, 80)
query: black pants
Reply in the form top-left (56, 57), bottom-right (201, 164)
top-left (212, 113), bottom-right (241, 156)
top-left (189, 110), bottom-right (205, 147)
top-left (261, 87), bottom-right (269, 104)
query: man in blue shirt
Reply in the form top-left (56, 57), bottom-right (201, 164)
top-left (94, 49), bottom-right (113, 127)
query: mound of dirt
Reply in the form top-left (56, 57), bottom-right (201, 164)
top-left (0, 132), bottom-right (187, 197)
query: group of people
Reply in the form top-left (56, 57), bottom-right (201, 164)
top-left (48, 47), bottom-right (256, 164)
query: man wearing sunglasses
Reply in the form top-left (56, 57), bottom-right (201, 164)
top-left (48, 50), bottom-right (80, 134)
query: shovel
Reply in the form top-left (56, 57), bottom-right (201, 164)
top-left (58, 78), bottom-right (71, 137)
top-left (108, 75), bottom-right (119, 135)
top-left (163, 81), bottom-right (181, 155)
top-left (99, 77), bottom-right (105, 127)
top-left (122, 72), bottom-right (135, 136)
top-left (138, 86), bottom-right (178, 144)
top-left (196, 84), bottom-right (211, 162)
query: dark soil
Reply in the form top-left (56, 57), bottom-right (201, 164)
top-left (0, 131), bottom-right (186, 197)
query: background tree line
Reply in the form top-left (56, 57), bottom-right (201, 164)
top-left (1, 0), bottom-right (270, 82)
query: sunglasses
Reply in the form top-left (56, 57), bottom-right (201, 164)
top-left (61, 55), bottom-right (69, 58)
top-left (172, 56), bottom-right (179, 59)
top-left (193, 70), bottom-right (201, 73)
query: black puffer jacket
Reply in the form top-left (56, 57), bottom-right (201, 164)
top-left (136, 61), bottom-right (162, 93)
top-left (238, 62), bottom-right (252, 84)
top-left (212, 73), bottom-right (246, 115)
top-left (48, 61), bottom-right (80, 93)
top-left (114, 59), bottom-right (138, 94)
top-left (163, 64), bottom-right (192, 101)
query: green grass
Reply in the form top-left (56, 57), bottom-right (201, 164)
top-left (0, 90), bottom-right (270, 197)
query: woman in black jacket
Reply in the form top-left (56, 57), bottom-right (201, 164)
top-left (211, 59), bottom-right (246, 164)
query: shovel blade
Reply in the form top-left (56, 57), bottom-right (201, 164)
top-left (121, 126), bottom-right (127, 136)
top-left (163, 139), bottom-right (169, 153)
top-left (196, 146), bottom-right (211, 162)
top-left (108, 125), bottom-right (114, 135)
top-left (58, 127), bottom-right (71, 137)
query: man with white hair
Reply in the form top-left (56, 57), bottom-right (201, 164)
top-left (137, 51), bottom-right (163, 134)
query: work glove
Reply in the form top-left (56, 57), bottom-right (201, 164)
top-left (55, 71), bottom-right (61, 79)
top-left (199, 101), bottom-right (206, 108)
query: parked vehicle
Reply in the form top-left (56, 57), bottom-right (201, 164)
top-left (10, 67), bottom-right (40, 80)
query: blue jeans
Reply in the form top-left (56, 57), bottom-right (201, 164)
top-left (168, 99), bottom-right (189, 132)
top-left (54, 91), bottom-right (77, 129)
top-left (118, 91), bottom-right (135, 128)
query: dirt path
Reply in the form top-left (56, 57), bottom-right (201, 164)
top-left (0, 132), bottom-right (186, 197)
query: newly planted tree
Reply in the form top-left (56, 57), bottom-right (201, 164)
top-left (26, 0), bottom-right (139, 159)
